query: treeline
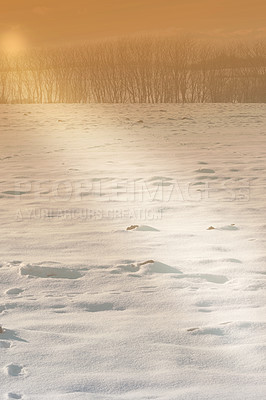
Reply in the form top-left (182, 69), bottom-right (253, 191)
top-left (0, 37), bottom-right (266, 103)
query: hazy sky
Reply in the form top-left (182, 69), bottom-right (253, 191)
top-left (1, 0), bottom-right (266, 49)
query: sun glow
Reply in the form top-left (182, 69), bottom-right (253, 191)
top-left (0, 31), bottom-right (28, 55)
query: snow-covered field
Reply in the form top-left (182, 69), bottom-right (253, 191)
top-left (0, 104), bottom-right (265, 400)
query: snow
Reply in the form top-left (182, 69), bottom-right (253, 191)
top-left (0, 104), bottom-right (266, 399)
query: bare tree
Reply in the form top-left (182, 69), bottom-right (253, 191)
top-left (1, 36), bottom-right (265, 104)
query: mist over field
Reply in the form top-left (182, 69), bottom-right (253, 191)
top-left (0, 37), bottom-right (266, 104)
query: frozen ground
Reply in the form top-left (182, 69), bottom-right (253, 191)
top-left (0, 104), bottom-right (266, 400)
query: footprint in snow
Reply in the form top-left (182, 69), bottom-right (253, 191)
top-left (20, 264), bottom-right (82, 279)
top-left (195, 168), bottom-right (215, 174)
top-left (220, 224), bottom-right (239, 231)
top-left (2, 190), bottom-right (30, 196)
top-left (190, 327), bottom-right (224, 336)
top-left (0, 341), bottom-right (11, 348)
top-left (189, 327), bottom-right (224, 336)
top-left (76, 302), bottom-right (124, 312)
top-left (5, 288), bottom-right (24, 296)
top-left (5, 364), bottom-right (25, 377)
top-left (0, 329), bottom-right (27, 343)
top-left (7, 393), bottom-right (23, 399)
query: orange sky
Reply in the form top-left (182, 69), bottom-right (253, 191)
top-left (1, 0), bottom-right (266, 49)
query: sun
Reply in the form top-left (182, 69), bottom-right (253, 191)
top-left (0, 31), bottom-right (28, 55)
